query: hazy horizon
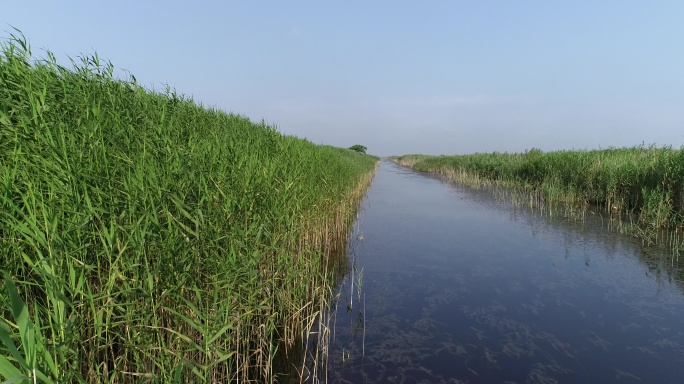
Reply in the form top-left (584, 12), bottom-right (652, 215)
top-left (4, 2), bottom-right (683, 157)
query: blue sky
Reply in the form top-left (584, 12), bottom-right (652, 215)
top-left (4, 1), bottom-right (684, 156)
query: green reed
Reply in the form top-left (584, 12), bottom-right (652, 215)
top-left (0, 30), bottom-right (378, 383)
top-left (392, 146), bottom-right (684, 249)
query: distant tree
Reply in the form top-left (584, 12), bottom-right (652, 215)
top-left (348, 144), bottom-right (367, 154)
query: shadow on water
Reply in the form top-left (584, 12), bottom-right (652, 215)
top-left (322, 160), bottom-right (684, 384)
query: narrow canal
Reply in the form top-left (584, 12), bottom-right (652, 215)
top-left (325, 160), bottom-right (684, 383)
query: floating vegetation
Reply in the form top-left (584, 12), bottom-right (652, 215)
top-left (501, 338), bottom-right (535, 358)
top-left (614, 368), bottom-right (642, 382)
top-left (413, 317), bottom-right (438, 334)
top-left (482, 347), bottom-right (498, 364)
top-left (527, 367), bottom-right (559, 384)
top-left (652, 338), bottom-right (679, 349)
top-left (533, 332), bottom-right (571, 357)
top-left (470, 327), bottom-right (487, 342)
top-left (587, 332), bottom-right (611, 351)
top-left (435, 339), bottom-right (469, 356)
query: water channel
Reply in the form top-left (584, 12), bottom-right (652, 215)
top-left (324, 160), bottom-right (684, 383)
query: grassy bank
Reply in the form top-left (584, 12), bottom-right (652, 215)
top-left (391, 146), bottom-right (684, 248)
top-left (0, 32), bottom-right (378, 383)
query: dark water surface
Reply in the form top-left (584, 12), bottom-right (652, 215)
top-left (325, 161), bottom-right (684, 383)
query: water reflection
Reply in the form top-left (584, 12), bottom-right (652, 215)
top-left (325, 161), bottom-right (684, 383)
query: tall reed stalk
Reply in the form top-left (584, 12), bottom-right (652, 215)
top-left (0, 30), bottom-right (378, 383)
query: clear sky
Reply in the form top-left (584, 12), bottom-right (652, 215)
top-left (4, 1), bottom-right (684, 156)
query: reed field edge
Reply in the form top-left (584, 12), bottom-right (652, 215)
top-left (0, 32), bottom-right (378, 383)
top-left (390, 147), bottom-right (684, 251)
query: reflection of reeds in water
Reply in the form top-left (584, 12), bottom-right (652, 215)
top-left (319, 235), bottom-right (370, 381)
top-left (395, 154), bottom-right (684, 296)
top-left (393, 148), bottom-right (684, 253)
top-left (291, 214), bottom-right (376, 382)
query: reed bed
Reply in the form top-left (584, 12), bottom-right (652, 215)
top-left (391, 146), bottom-right (684, 249)
top-left (0, 31), bottom-right (378, 383)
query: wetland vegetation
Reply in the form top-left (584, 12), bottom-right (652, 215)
top-left (391, 147), bottom-right (684, 251)
top-left (0, 32), bottom-right (377, 383)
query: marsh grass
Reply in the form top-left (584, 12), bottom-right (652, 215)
top-left (0, 31), bottom-right (378, 383)
top-left (391, 147), bottom-right (684, 252)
